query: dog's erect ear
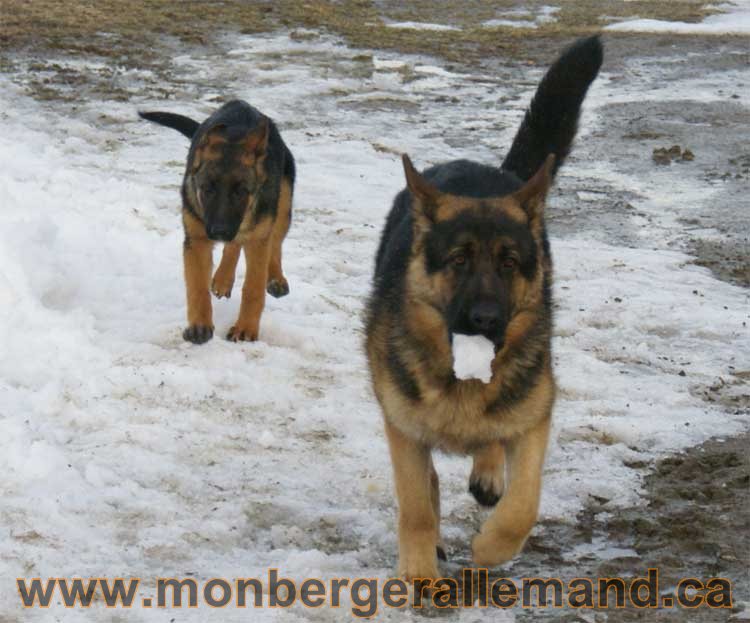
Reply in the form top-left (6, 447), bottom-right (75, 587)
top-left (403, 154), bottom-right (440, 224)
top-left (243, 118), bottom-right (270, 161)
top-left (202, 123), bottom-right (227, 143)
top-left (513, 154), bottom-right (555, 226)
top-left (192, 124), bottom-right (227, 170)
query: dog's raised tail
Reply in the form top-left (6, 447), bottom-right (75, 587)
top-left (138, 111), bottom-right (200, 139)
top-left (501, 35), bottom-right (603, 182)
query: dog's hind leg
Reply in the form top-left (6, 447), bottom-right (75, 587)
top-left (212, 242), bottom-right (241, 299)
top-left (472, 417), bottom-right (550, 567)
top-left (384, 419), bottom-right (440, 581)
top-left (469, 441), bottom-right (505, 507)
top-left (267, 177), bottom-right (292, 298)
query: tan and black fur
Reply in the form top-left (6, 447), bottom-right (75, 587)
top-left (139, 100), bottom-right (295, 343)
top-left (365, 37), bottom-right (603, 580)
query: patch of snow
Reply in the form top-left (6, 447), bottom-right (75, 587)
top-left (452, 334), bottom-right (495, 383)
top-left (373, 58), bottom-right (406, 71)
top-left (413, 64), bottom-right (462, 77)
top-left (385, 21), bottom-right (461, 32)
top-left (483, 18), bottom-right (538, 29)
top-left (606, 0), bottom-right (750, 34)
top-left (484, 5), bottom-right (559, 28)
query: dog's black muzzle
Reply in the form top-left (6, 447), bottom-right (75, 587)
top-left (450, 300), bottom-right (508, 349)
top-left (206, 223), bottom-right (236, 241)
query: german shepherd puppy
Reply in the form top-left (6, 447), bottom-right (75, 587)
top-left (139, 100), bottom-right (295, 343)
top-left (365, 37), bottom-right (603, 580)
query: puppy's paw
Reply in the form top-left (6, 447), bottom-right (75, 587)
top-left (183, 324), bottom-right (214, 344)
top-left (267, 278), bottom-right (289, 298)
top-left (469, 466), bottom-right (504, 507)
top-left (211, 274), bottom-right (234, 299)
top-left (226, 324), bottom-right (259, 342)
top-left (471, 529), bottom-right (526, 568)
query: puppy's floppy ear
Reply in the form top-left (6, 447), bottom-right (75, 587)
top-left (243, 117), bottom-right (270, 161)
top-left (402, 154), bottom-right (440, 224)
top-left (513, 154), bottom-right (555, 227)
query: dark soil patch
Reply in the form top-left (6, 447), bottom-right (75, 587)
top-left (497, 434), bottom-right (749, 621)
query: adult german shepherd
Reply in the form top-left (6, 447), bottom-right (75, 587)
top-left (365, 37), bottom-right (603, 580)
top-left (139, 100), bottom-right (295, 344)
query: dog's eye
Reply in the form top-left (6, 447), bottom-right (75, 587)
top-left (203, 182), bottom-right (218, 196)
top-left (451, 253), bottom-right (467, 266)
top-left (501, 257), bottom-right (517, 270)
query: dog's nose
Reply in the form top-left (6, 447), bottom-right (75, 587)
top-left (469, 301), bottom-right (500, 333)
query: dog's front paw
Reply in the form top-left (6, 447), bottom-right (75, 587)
top-left (399, 556), bottom-right (439, 583)
top-left (398, 531), bottom-right (440, 582)
top-left (183, 324), bottom-right (214, 344)
top-left (471, 529), bottom-right (527, 568)
top-left (226, 324), bottom-right (259, 342)
top-left (469, 471), bottom-right (504, 507)
top-left (211, 274), bottom-right (234, 299)
top-left (469, 443), bottom-right (505, 507)
top-left (266, 278), bottom-right (289, 298)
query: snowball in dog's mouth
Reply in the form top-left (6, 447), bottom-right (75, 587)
top-left (451, 333), bottom-right (496, 383)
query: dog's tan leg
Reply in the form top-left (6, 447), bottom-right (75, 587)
top-left (183, 236), bottom-right (214, 343)
top-left (267, 177), bottom-right (292, 298)
top-left (428, 456), bottom-right (447, 562)
top-left (211, 242), bottom-right (241, 299)
top-left (384, 419), bottom-right (439, 581)
top-left (472, 417), bottom-right (550, 567)
top-left (469, 441), bottom-right (506, 507)
top-left (226, 238), bottom-right (271, 342)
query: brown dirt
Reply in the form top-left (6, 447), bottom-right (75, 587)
top-left (0, 0), bottom-right (718, 67)
top-left (492, 433), bottom-right (750, 621)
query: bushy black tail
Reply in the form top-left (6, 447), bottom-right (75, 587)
top-left (138, 111), bottom-right (200, 139)
top-left (501, 36), bottom-right (603, 182)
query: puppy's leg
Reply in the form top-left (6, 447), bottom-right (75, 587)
top-left (227, 238), bottom-right (271, 342)
top-left (211, 242), bottom-right (241, 299)
top-left (384, 419), bottom-right (439, 581)
top-left (429, 456), bottom-right (447, 562)
top-left (472, 417), bottom-right (550, 567)
top-left (183, 235), bottom-right (214, 344)
top-left (469, 441), bottom-right (505, 507)
top-left (267, 177), bottom-right (292, 298)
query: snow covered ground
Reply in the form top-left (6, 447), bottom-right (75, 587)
top-left (482, 5), bottom-right (560, 29)
top-left (0, 25), bottom-right (748, 622)
top-left (385, 21), bottom-right (462, 32)
top-left (606, 0), bottom-right (750, 34)
top-left (386, 5), bottom-right (561, 30)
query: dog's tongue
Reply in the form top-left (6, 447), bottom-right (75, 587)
top-left (452, 334), bottom-right (495, 383)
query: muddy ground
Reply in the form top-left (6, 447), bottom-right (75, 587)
top-left (498, 433), bottom-right (750, 622)
top-left (1, 1), bottom-right (747, 621)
